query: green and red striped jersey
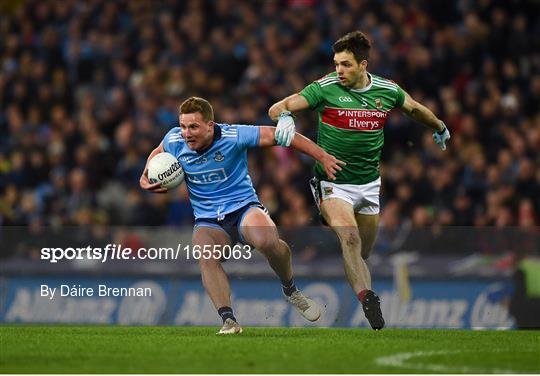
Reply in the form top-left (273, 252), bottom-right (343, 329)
top-left (300, 71), bottom-right (405, 184)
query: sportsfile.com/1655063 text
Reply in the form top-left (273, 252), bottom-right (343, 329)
top-left (40, 244), bottom-right (252, 263)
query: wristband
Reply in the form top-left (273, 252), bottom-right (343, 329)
top-left (279, 111), bottom-right (293, 118)
top-left (437, 123), bottom-right (447, 135)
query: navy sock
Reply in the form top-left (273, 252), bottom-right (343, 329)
top-left (281, 278), bottom-right (298, 297)
top-left (217, 306), bottom-right (236, 323)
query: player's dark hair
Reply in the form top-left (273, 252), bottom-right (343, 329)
top-left (333, 31), bottom-right (371, 63)
top-left (179, 97), bottom-right (214, 122)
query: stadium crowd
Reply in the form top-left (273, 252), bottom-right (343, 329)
top-left (1, 0), bottom-right (539, 256)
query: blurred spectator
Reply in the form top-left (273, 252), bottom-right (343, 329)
top-left (1, 0), bottom-right (539, 259)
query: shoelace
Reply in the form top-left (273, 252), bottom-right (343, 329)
top-left (221, 320), bottom-right (237, 331)
top-left (223, 319), bottom-right (236, 327)
top-left (289, 292), bottom-right (310, 311)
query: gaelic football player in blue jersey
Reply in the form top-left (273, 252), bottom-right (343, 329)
top-left (140, 97), bottom-right (345, 334)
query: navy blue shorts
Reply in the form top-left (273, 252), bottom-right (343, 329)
top-left (194, 202), bottom-right (268, 245)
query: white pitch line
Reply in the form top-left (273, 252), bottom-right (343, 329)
top-left (374, 350), bottom-right (520, 374)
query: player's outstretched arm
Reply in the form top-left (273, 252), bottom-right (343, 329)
top-left (139, 141), bottom-right (168, 193)
top-left (258, 126), bottom-right (346, 181)
top-left (268, 94), bottom-right (310, 121)
top-left (268, 94), bottom-right (311, 147)
top-left (400, 92), bottom-right (451, 150)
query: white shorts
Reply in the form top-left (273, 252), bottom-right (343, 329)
top-left (310, 177), bottom-right (381, 215)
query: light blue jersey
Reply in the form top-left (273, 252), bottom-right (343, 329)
top-left (162, 124), bottom-right (260, 220)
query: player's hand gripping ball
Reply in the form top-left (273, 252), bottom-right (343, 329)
top-left (147, 152), bottom-right (184, 189)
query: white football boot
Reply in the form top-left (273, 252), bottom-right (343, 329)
top-left (217, 318), bottom-right (243, 334)
top-left (286, 290), bottom-right (321, 322)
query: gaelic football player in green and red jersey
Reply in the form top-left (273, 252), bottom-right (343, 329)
top-left (269, 31), bottom-right (450, 330)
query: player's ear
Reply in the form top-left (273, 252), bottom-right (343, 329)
top-left (360, 59), bottom-right (368, 70)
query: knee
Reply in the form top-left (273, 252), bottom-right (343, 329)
top-left (338, 230), bottom-right (361, 250)
top-left (252, 236), bottom-right (281, 256)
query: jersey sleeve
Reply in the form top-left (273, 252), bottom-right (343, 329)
top-left (235, 124), bottom-right (260, 149)
top-left (394, 84), bottom-right (405, 108)
top-left (299, 81), bottom-right (324, 109)
top-left (162, 127), bottom-right (183, 156)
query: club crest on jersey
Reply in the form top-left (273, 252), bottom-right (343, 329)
top-left (214, 151), bottom-right (225, 162)
top-left (375, 98), bottom-right (383, 109)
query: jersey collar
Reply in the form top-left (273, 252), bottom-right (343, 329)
top-left (350, 72), bottom-right (373, 93)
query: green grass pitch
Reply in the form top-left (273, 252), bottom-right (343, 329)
top-left (1, 326), bottom-right (538, 373)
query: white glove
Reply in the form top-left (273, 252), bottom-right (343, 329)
top-left (432, 122), bottom-right (451, 150)
top-left (275, 111), bottom-right (296, 147)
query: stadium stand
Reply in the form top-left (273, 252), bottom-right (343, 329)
top-left (1, 0), bottom-right (539, 260)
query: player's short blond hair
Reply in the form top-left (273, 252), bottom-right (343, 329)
top-left (179, 97), bottom-right (214, 122)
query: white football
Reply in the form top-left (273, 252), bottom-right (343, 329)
top-left (147, 152), bottom-right (184, 189)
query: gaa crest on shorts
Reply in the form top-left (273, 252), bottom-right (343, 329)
top-left (323, 186), bottom-right (333, 196)
top-left (214, 151), bottom-right (225, 162)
